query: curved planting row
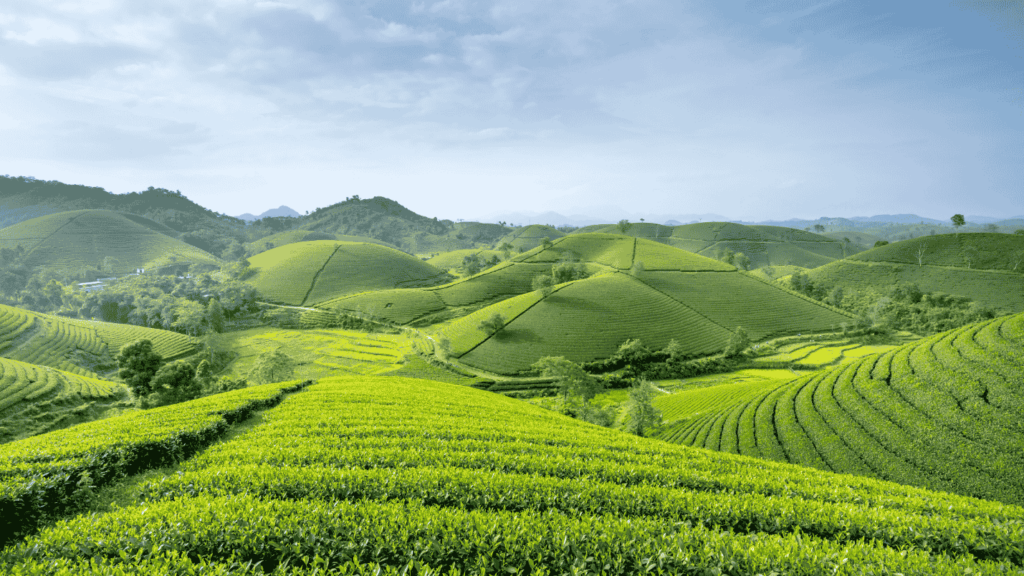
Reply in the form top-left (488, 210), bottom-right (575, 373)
top-left (4, 376), bottom-right (1022, 574)
top-left (659, 313), bottom-right (1024, 506)
top-left (0, 379), bottom-right (310, 547)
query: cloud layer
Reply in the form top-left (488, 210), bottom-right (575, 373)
top-left (0, 0), bottom-right (1021, 221)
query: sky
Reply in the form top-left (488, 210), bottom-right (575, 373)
top-left (0, 0), bottom-right (1022, 223)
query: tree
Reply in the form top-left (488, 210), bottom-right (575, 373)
top-left (532, 274), bottom-right (554, 296)
top-left (663, 339), bottom-right (686, 362)
top-left (148, 360), bottom-right (202, 406)
top-left (116, 339), bottom-right (163, 397)
top-left (624, 380), bottom-right (662, 437)
top-left (248, 349), bottom-right (294, 384)
top-left (532, 356), bottom-right (602, 404)
top-left (477, 313), bottom-right (505, 336)
top-left (195, 359), bottom-right (215, 388)
top-left (813, 224), bottom-right (825, 233)
top-left (733, 252), bottom-right (750, 271)
top-left (462, 254), bottom-right (482, 275)
top-left (715, 248), bottom-right (735, 265)
top-left (916, 244), bottom-right (927, 266)
top-left (827, 286), bottom-right (844, 308)
top-left (616, 219), bottom-right (632, 234)
top-left (207, 299), bottom-right (225, 333)
top-left (951, 214), bottom-right (965, 235)
top-left (614, 338), bottom-right (652, 368)
top-left (498, 242), bottom-right (514, 260)
top-left (723, 327), bottom-right (749, 357)
top-left (540, 237), bottom-right (553, 250)
top-left (630, 260), bottom-right (645, 277)
top-left (873, 240), bottom-right (889, 248)
top-left (172, 300), bottom-right (207, 336)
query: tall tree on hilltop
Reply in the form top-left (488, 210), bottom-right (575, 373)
top-left (951, 214), bottom-right (966, 236)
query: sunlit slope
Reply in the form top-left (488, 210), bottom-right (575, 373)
top-left (806, 233), bottom-right (1024, 312)
top-left (0, 357), bottom-right (125, 443)
top-left (426, 248), bottom-right (505, 270)
top-left (655, 313), bottom-right (1024, 506)
top-left (245, 241), bottom-right (450, 306)
top-left (574, 222), bottom-right (855, 268)
top-left (0, 209), bottom-right (220, 273)
top-left (245, 230), bottom-right (399, 255)
top-left (4, 376), bottom-right (1023, 574)
top-left (0, 304), bottom-right (197, 376)
top-left (495, 224), bottom-right (565, 251)
top-left (438, 267), bottom-right (853, 375)
top-left (326, 234), bottom-right (730, 325)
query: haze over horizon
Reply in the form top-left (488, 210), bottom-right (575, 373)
top-left (1, 0), bottom-right (1021, 223)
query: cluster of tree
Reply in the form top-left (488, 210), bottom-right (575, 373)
top-left (582, 335), bottom-right (748, 381)
top-left (461, 253), bottom-right (502, 276)
top-left (789, 272), bottom-right (994, 335)
top-left (52, 273), bottom-right (259, 336)
top-left (532, 258), bottom-right (590, 295)
top-left (531, 356), bottom-right (662, 436)
top-left (116, 340), bottom-right (293, 408)
top-left (715, 248), bottom-right (751, 270)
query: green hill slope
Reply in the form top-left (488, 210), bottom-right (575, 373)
top-left (0, 210), bottom-right (221, 274)
top-left (245, 241), bottom-right (451, 306)
top-left (0, 304), bottom-right (198, 376)
top-left (495, 224), bottom-right (565, 251)
top-left (576, 222), bottom-right (857, 268)
top-left (655, 313), bottom-right (1024, 506)
top-left (0, 357), bottom-right (126, 443)
top-left (245, 230), bottom-right (399, 255)
top-left (3, 376), bottom-right (1023, 574)
top-left (806, 234), bottom-right (1024, 313)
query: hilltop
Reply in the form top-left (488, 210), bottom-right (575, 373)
top-left (245, 241), bottom-right (451, 306)
top-left (574, 221), bottom-right (857, 268)
top-left (654, 313), bottom-right (1024, 506)
top-left (805, 233), bottom-right (1024, 313)
top-left (0, 210), bottom-right (222, 274)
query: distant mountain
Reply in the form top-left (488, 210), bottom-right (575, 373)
top-left (849, 214), bottom-right (946, 225)
top-left (235, 206), bottom-right (301, 222)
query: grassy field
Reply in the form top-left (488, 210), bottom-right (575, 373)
top-left (655, 312), bottom-right (1024, 506)
top-left (3, 375), bottom-right (1023, 573)
top-left (849, 232), bottom-right (1024, 270)
top-left (0, 357), bottom-right (127, 444)
top-left (246, 241), bottom-right (450, 306)
top-left (0, 304), bottom-right (198, 377)
top-left (0, 209), bottom-right (221, 273)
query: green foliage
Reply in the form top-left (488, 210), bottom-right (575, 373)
top-left (723, 327), bottom-right (750, 357)
top-left (144, 360), bottom-right (202, 407)
top-left (874, 240), bottom-right (890, 247)
top-left (115, 339), bottom-right (163, 396)
top-left (951, 213), bottom-right (966, 229)
top-left (476, 313), bottom-right (505, 336)
top-left (624, 379), bottom-right (662, 436)
top-left (531, 273), bottom-right (554, 295)
top-left (247, 349), bottom-right (294, 385)
top-left (733, 252), bottom-right (751, 271)
top-left (206, 299), bottom-right (225, 333)
top-left (616, 219), bottom-right (632, 234)
top-left (0, 379), bottom-right (309, 547)
top-left (532, 356), bottom-right (603, 404)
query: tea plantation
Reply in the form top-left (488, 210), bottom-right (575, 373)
top-left (2, 376), bottom-right (1023, 574)
top-left (0, 210), bottom-right (221, 273)
top-left (245, 241), bottom-right (450, 306)
top-left (656, 313), bottom-right (1024, 506)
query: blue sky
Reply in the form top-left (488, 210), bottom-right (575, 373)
top-left (0, 0), bottom-right (1021, 222)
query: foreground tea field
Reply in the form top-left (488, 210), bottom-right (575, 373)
top-left (657, 313), bottom-right (1024, 506)
top-left (3, 375), bottom-right (1023, 574)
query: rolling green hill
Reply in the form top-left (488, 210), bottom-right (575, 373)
top-left (0, 357), bottom-right (126, 443)
top-left (2, 376), bottom-right (1023, 574)
top-left (0, 210), bottom-right (222, 274)
top-left (576, 222), bottom-right (858, 268)
top-left (495, 224), bottom-right (565, 251)
top-left (426, 248), bottom-right (505, 271)
top-left (245, 241), bottom-right (451, 306)
top-left (805, 233), bottom-right (1024, 313)
top-left (0, 304), bottom-right (198, 377)
top-left (244, 229), bottom-right (400, 255)
top-left (655, 313), bottom-right (1024, 506)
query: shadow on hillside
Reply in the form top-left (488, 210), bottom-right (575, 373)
top-left (494, 328), bottom-right (542, 344)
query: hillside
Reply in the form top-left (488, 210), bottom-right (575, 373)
top-left (2, 376), bottom-right (1022, 574)
top-left (655, 313), bottom-right (1024, 506)
top-left (0, 357), bottom-right (126, 443)
top-left (0, 176), bottom-right (244, 237)
top-left (244, 229), bottom-right (399, 255)
top-left (0, 304), bottom-right (198, 377)
top-left (245, 241), bottom-right (451, 306)
top-left (0, 210), bottom-right (222, 274)
top-left (495, 224), bottom-right (565, 251)
top-left (805, 233), bottom-right (1024, 313)
top-left (575, 221), bottom-right (858, 268)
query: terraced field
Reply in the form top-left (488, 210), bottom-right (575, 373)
top-left (495, 224), bottom-right (564, 251)
top-left (0, 304), bottom-right (197, 376)
top-left (657, 313), bottom-right (1024, 506)
top-left (806, 233), bottom-right (1024, 312)
top-left (3, 376), bottom-right (1022, 574)
top-left (752, 340), bottom-right (898, 368)
top-left (426, 248), bottom-right (504, 271)
top-left (0, 357), bottom-right (126, 443)
top-left (246, 241), bottom-right (450, 306)
top-left (0, 209), bottom-right (221, 273)
top-left (245, 230), bottom-right (398, 255)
